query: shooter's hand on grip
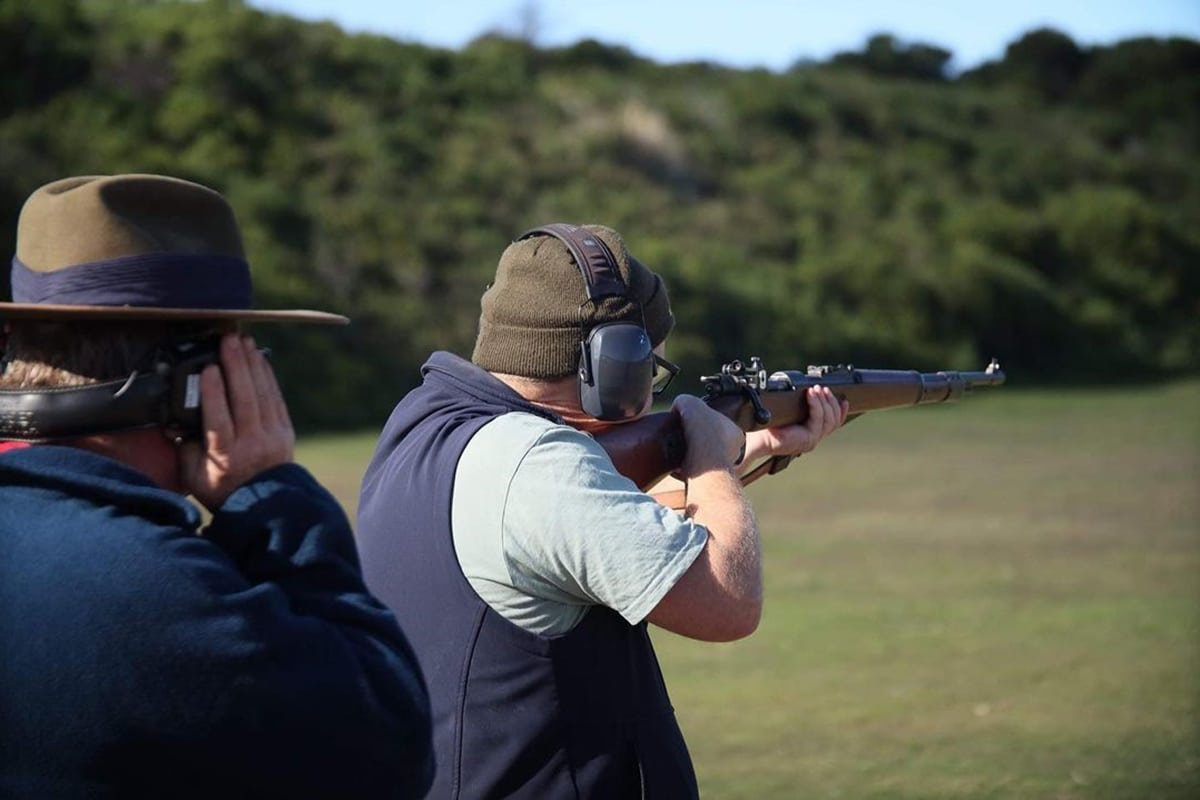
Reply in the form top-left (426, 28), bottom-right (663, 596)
top-left (671, 394), bottom-right (747, 478)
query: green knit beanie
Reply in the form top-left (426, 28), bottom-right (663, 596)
top-left (471, 224), bottom-right (674, 378)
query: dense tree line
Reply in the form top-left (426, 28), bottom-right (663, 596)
top-left (2, 0), bottom-right (1197, 430)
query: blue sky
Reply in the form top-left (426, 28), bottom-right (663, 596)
top-left (250, 0), bottom-right (1200, 72)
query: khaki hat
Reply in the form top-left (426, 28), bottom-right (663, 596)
top-left (471, 224), bottom-right (674, 378)
top-left (1, 174), bottom-right (346, 324)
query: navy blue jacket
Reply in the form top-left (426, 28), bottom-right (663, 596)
top-left (0, 445), bottom-right (433, 799)
top-left (358, 352), bottom-right (698, 799)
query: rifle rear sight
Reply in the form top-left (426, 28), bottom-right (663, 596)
top-left (701, 357), bottom-right (769, 393)
top-left (701, 357), bottom-right (774, 424)
top-left (700, 357), bottom-right (867, 395)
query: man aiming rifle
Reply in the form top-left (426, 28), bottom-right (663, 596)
top-left (356, 222), bottom-right (848, 798)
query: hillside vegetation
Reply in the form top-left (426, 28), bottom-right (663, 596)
top-left (3, 0), bottom-right (1197, 429)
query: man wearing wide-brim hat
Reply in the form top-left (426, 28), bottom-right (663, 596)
top-left (0, 174), bottom-right (433, 798)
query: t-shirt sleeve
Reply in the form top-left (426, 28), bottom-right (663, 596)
top-left (500, 423), bottom-right (709, 626)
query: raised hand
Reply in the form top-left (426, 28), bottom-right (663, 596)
top-left (179, 333), bottom-right (295, 511)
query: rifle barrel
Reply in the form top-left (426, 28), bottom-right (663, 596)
top-left (770, 359), bottom-right (1006, 411)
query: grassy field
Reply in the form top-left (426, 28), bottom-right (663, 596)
top-left (297, 380), bottom-right (1200, 799)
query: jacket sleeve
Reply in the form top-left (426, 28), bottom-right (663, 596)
top-left (190, 462), bottom-right (434, 798)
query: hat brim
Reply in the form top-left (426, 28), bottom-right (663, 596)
top-left (0, 302), bottom-right (348, 324)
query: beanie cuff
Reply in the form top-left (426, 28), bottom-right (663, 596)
top-left (472, 322), bottom-right (582, 379)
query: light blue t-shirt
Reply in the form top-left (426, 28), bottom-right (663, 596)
top-left (451, 412), bottom-right (709, 636)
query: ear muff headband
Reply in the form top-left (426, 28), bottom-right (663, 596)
top-left (518, 223), bottom-right (626, 301)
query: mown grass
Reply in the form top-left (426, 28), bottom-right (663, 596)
top-left (297, 380), bottom-right (1199, 799)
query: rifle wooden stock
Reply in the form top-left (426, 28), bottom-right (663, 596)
top-left (597, 360), bottom-right (1006, 492)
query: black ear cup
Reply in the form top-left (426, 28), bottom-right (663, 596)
top-left (578, 323), bottom-right (654, 421)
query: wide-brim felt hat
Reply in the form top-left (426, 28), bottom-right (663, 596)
top-left (1, 174), bottom-right (347, 324)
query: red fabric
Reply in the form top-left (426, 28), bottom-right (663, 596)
top-left (0, 441), bottom-right (32, 454)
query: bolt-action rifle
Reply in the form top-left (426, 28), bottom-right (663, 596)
top-left (595, 357), bottom-right (1006, 507)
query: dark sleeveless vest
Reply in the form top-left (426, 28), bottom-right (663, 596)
top-left (358, 352), bottom-right (698, 799)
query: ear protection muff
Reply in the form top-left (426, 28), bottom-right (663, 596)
top-left (518, 223), bottom-right (654, 421)
top-left (0, 336), bottom-right (227, 442)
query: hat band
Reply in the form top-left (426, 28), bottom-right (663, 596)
top-left (11, 253), bottom-right (253, 309)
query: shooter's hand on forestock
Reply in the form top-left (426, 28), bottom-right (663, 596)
top-left (179, 333), bottom-right (296, 511)
top-left (741, 385), bottom-right (849, 467)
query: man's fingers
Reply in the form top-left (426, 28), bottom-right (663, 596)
top-left (218, 333), bottom-right (260, 433)
top-left (198, 363), bottom-right (232, 449)
top-left (243, 338), bottom-right (281, 430)
top-left (820, 388), bottom-right (841, 436)
top-left (807, 385), bottom-right (827, 435)
top-left (259, 351), bottom-right (292, 433)
top-left (251, 345), bottom-right (296, 458)
top-left (795, 386), bottom-right (842, 451)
